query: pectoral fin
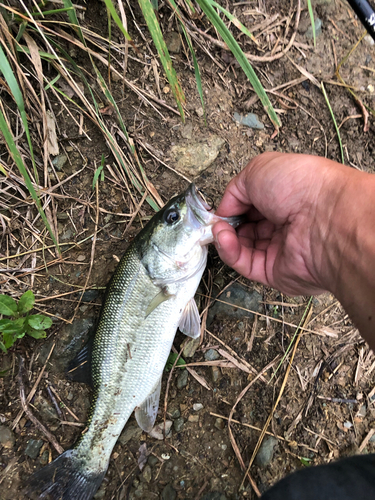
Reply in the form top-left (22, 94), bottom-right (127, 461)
top-left (66, 340), bottom-right (93, 386)
top-left (145, 289), bottom-right (173, 317)
top-left (178, 298), bottom-right (201, 338)
top-left (135, 377), bottom-right (162, 432)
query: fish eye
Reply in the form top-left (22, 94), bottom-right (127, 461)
top-left (164, 208), bottom-right (180, 224)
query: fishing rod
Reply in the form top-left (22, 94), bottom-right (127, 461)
top-left (347, 0), bottom-right (375, 41)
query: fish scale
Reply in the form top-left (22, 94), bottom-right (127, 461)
top-left (27, 184), bottom-right (243, 500)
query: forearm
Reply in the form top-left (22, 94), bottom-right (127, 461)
top-left (316, 168), bottom-right (375, 347)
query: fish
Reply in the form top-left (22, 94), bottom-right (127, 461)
top-left (27, 184), bottom-right (243, 500)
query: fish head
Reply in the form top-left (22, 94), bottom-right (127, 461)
top-left (137, 184), bottom-right (244, 285)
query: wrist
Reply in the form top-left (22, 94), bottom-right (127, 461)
top-left (314, 166), bottom-right (375, 341)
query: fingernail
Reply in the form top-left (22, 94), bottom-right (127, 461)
top-left (214, 234), bottom-right (221, 249)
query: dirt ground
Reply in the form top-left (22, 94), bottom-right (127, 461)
top-left (1, 0), bottom-right (375, 499)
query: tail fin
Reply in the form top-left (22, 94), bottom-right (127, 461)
top-left (26, 449), bottom-right (106, 500)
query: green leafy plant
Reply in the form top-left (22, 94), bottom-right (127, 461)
top-left (0, 290), bottom-right (52, 352)
top-left (165, 352), bottom-right (186, 371)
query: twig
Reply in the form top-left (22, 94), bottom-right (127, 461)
top-left (12, 342), bottom-right (55, 430)
top-left (211, 412), bottom-right (317, 453)
top-left (18, 357), bottom-right (64, 454)
top-left (240, 303), bottom-right (313, 490)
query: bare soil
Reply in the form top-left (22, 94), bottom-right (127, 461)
top-left (1, 0), bottom-right (375, 499)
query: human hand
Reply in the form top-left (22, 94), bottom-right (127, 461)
top-left (212, 152), bottom-right (353, 296)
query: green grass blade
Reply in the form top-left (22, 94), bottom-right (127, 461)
top-left (321, 82), bottom-right (344, 164)
top-left (17, 45), bottom-right (59, 61)
top-left (61, 0), bottom-right (85, 44)
top-left (101, 0), bottom-right (132, 41)
top-left (269, 297), bottom-right (313, 382)
top-left (206, 0), bottom-right (257, 44)
top-left (0, 43), bottom-right (39, 181)
top-left (32, 8), bottom-right (75, 16)
top-left (306, 0), bottom-right (316, 48)
top-left (45, 36), bottom-right (159, 211)
top-left (196, 0), bottom-right (280, 130)
top-left (0, 106), bottom-right (60, 251)
top-left (138, 0), bottom-right (185, 120)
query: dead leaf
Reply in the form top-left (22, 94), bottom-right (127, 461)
top-left (46, 110), bottom-right (59, 156)
top-left (138, 442), bottom-right (147, 471)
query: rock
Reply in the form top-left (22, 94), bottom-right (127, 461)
top-left (169, 408), bottom-right (180, 419)
top-left (52, 154), bottom-right (68, 171)
top-left (149, 420), bottom-right (172, 440)
top-left (35, 395), bottom-right (59, 423)
top-left (119, 424), bottom-right (143, 445)
top-left (214, 418), bottom-right (225, 430)
top-left (183, 338), bottom-right (200, 358)
top-left (211, 366), bottom-right (221, 383)
top-left (94, 485), bottom-right (107, 499)
top-left (176, 369), bottom-right (189, 389)
top-left (180, 122), bottom-right (193, 139)
top-left (60, 227), bottom-right (73, 241)
top-left (201, 493), bottom-right (227, 500)
top-left (193, 403), bottom-right (203, 411)
top-left (233, 112), bottom-right (264, 130)
top-left (141, 464), bottom-right (152, 483)
top-left (305, 18), bottom-right (322, 39)
top-left (364, 34), bottom-right (375, 46)
top-left (0, 426), bottom-right (15, 448)
top-left (356, 404), bottom-right (366, 418)
top-left (39, 317), bottom-right (95, 372)
top-left (195, 107), bottom-right (204, 117)
top-left (188, 415), bottom-right (199, 423)
top-left (80, 289), bottom-right (101, 302)
top-left (148, 455), bottom-right (159, 467)
top-left (205, 349), bottom-right (220, 361)
top-left (207, 284), bottom-right (262, 326)
top-left (174, 417), bottom-right (185, 432)
top-left (132, 483), bottom-right (145, 498)
top-left (25, 439), bottom-right (44, 459)
top-left (170, 136), bottom-right (225, 177)
top-left (255, 436), bottom-right (278, 467)
top-left (39, 450), bottom-right (49, 465)
top-left (161, 483), bottom-right (177, 500)
top-left (165, 31), bottom-right (181, 53)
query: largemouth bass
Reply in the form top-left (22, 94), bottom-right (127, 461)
top-left (28, 184), bottom-right (242, 500)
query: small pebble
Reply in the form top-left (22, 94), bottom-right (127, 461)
top-left (169, 408), bottom-right (181, 419)
top-left (214, 418), bottom-right (225, 430)
top-left (211, 366), bottom-right (221, 383)
top-left (161, 483), bottom-right (177, 500)
top-left (0, 426), bottom-right (15, 449)
top-left (357, 404), bottom-right (367, 418)
top-left (255, 436), bottom-right (278, 467)
top-left (188, 414), bottom-right (199, 423)
top-left (205, 349), bottom-right (220, 361)
top-left (141, 464), bottom-right (152, 483)
top-left (148, 455), bottom-right (159, 467)
top-left (193, 403), bottom-right (203, 411)
top-left (25, 439), bottom-right (44, 459)
top-left (176, 369), bottom-right (189, 389)
top-left (149, 420), bottom-right (172, 440)
top-left (174, 417), bottom-right (185, 433)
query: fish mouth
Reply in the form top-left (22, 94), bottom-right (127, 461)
top-left (185, 184), bottom-right (245, 231)
top-left (185, 184), bottom-right (215, 227)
